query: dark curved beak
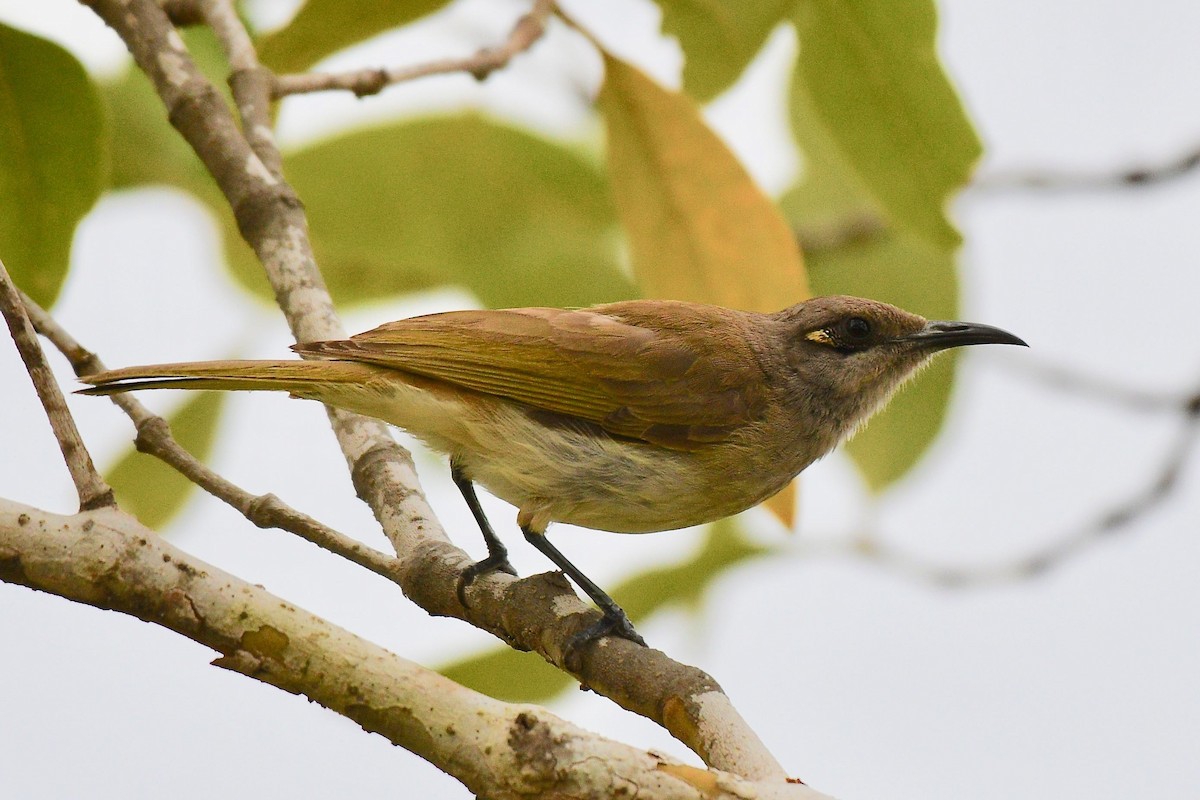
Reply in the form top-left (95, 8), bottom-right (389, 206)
top-left (904, 320), bottom-right (1028, 351)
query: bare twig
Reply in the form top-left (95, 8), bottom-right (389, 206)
top-left (19, 291), bottom-right (402, 580)
top-left (793, 212), bottom-right (887, 254)
top-left (998, 356), bottom-right (1200, 414)
top-left (0, 261), bottom-right (114, 511)
top-left (832, 387), bottom-right (1200, 587)
top-left (271, 0), bottom-right (556, 98)
top-left (972, 138), bottom-right (1200, 193)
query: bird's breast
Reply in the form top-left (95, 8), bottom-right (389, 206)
top-left (445, 405), bottom-right (800, 534)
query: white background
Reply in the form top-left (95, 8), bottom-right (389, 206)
top-left (1, 1), bottom-right (1198, 798)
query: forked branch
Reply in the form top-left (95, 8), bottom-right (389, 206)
top-left (0, 260), bottom-right (113, 511)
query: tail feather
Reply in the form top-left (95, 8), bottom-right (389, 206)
top-left (78, 360), bottom-right (381, 396)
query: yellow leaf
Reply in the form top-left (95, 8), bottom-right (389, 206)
top-left (760, 479), bottom-right (798, 531)
top-left (598, 53), bottom-right (808, 312)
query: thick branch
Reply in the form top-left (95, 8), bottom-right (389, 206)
top-left (0, 260), bottom-right (113, 511)
top-left (80, 0), bottom-right (785, 779)
top-left (0, 501), bottom-right (830, 800)
top-left (271, 0), bottom-right (555, 98)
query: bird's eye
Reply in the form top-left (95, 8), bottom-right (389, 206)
top-left (844, 317), bottom-right (871, 339)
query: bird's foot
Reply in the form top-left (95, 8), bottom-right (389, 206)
top-left (456, 553), bottom-right (518, 606)
top-left (563, 609), bottom-right (647, 671)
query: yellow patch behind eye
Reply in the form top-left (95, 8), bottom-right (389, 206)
top-left (805, 329), bottom-right (834, 345)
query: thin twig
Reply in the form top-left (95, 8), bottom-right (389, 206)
top-left (972, 139), bottom-right (1200, 193)
top-left (839, 402), bottom-right (1200, 587)
top-left (0, 261), bottom-right (114, 511)
top-left (19, 291), bottom-right (401, 580)
top-left (271, 0), bottom-right (556, 98)
top-left (793, 212), bottom-right (887, 254)
top-left (998, 356), bottom-right (1200, 414)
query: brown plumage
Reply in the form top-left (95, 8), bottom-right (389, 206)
top-left (82, 296), bottom-right (1025, 648)
top-left (295, 301), bottom-right (769, 450)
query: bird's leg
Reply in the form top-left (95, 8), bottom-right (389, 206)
top-left (521, 524), bottom-right (647, 663)
top-left (453, 460), bottom-right (517, 605)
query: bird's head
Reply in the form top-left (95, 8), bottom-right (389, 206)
top-left (771, 295), bottom-right (1026, 435)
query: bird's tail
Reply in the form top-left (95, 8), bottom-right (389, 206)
top-left (79, 360), bottom-right (382, 396)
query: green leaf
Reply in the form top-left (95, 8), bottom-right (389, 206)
top-left (792, 0), bottom-right (981, 245)
top-left (652, 0), bottom-right (793, 100)
top-left (440, 646), bottom-right (571, 704)
top-left (257, 0), bottom-right (452, 74)
top-left (599, 52), bottom-right (808, 312)
top-left (0, 23), bottom-right (107, 307)
top-left (440, 520), bottom-right (771, 702)
top-left (107, 392), bottom-right (227, 530)
top-left (224, 115), bottom-right (634, 309)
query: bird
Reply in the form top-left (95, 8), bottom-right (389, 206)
top-left (81, 295), bottom-right (1026, 652)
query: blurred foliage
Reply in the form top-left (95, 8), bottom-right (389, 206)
top-left (237, 117), bottom-right (635, 309)
top-left (106, 392), bottom-right (227, 530)
top-left (0, 22), bottom-right (106, 307)
top-left (440, 520), bottom-right (771, 702)
top-left (791, 0), bottom-right (982, 246)
top-left (651, 0), bottom-right (794, 101)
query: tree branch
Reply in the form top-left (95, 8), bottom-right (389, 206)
top-left (972, 138), bottom-right (1200, 193)
top-left (19, 291), bottom-right (401, 580)
top-left (201, 0), bottom-right (284, 176)
top-left (0, 259), bottom-right (114, 511)
top-left (999, 357), bottom-right (1199, 414)
top-left (819, 368), bottom-right (1200, 586)
top-left (793, 213), bottom-right (887, 254)
top-left (77, 0), bottom-right (787, 780)
top-left (270, 0), bottom-right (556, 98)
top-left (0, 500), bottom-right (831, 800)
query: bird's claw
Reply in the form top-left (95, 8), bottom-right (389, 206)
top-left (456, 553), bottom-right (518, 606)
top-left (563, 610), bottom-right (646, 671)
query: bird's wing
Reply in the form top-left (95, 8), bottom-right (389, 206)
top-left (295, 303), bottom-right (767, 450)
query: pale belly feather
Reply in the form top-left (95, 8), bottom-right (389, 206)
top-left (304, 376), bottom-right (790, 534)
